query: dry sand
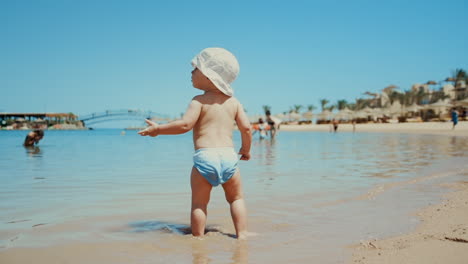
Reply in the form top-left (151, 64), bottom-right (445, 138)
top-left (281, 121), bottom-right (468, 137)
top-left (349, 181), bottom-right (468, 264)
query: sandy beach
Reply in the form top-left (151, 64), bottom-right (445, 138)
top-left (280, 121), bottom-right (468, 137)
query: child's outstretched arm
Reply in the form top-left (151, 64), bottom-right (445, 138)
top-left (138, 99), bottom-right (202, 137)
top-left (235, 102), bottom-right (252, 161)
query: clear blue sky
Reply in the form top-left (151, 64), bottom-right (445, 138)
top-left (2, 0), bottom-right (467, 122)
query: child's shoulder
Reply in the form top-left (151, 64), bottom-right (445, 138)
top-left (192, 94), bottom-right (241, 105)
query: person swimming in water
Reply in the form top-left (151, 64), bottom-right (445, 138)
top-left (24, 130), bottom-right (44, 147)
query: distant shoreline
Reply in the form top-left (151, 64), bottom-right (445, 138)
top-left (279, 121), bottom-right (468, 137)
top-left (3, 121), bottom-right (466, 137)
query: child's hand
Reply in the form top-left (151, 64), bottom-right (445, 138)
top-left (239, 148), bottom-right (250, 161)
top-left (138, 119), bottom-right (160, 137)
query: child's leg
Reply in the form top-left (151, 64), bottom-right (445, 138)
top-left (190, 167), bottom-right (212, 237)
top-left (222, 171), bottom-right (247, 239)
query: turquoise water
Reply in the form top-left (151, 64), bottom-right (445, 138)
top-left (1, 129), bottom-right (467, 263)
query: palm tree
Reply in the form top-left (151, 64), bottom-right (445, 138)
top-left (336, 100), bottom-right (348, 110)
top-left (307, 104), bottom-right (316, 112)
top-left (347, 103), bottom-right (357, 110)
top-left (382, 85), bottom-right (398, 95)
top-left (402, 90), bottom-right (416, 106)
top-left (262, 105), bottom-right (271, 115)
top-left (363, 91), bottom-right (380, 108)
top-left (388, 91), bottom-right (403, 105)
top-left (381, 85), bottom-right (399, 107)
top-left (303, 105), bottom-right (316, 122)
top-left (319, 99), bottom-right (329, 111)
top-left (355, 98), bottom-right (371, 110)
top-left (293, 104), bottom-right (303, 113)
top-left (452, 68), bottom-right (467, 81)
top-left (364, 91), bottom-right (378, 97)
top-left (429, 89), bottom-right (450, 104)
top-left (415, 89), bottom-right (429, 105)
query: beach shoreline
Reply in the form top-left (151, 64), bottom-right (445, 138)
top-left (349, 181), bottom-right (468, 264)
top-left (272, 121), bottom-right (468, 263)
top-left (280, 121), bottom-right (468, 137)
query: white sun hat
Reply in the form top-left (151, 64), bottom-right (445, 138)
top-left (191, 47), bottom-right (240, 96)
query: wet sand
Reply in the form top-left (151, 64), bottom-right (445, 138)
top-left (350, 181), bottom-right (468, 264)
top-left (2, 165), bottom-right (467, 264)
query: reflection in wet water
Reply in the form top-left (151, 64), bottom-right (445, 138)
top-left (128, 220), bottom-right (234, 238)
top-left (253, 138), bottom-right (277, 166)
top-left (230, 241), bottom-right (248, 264)
top-left (126, 220), bottom-right (249, 264)
top-left (129, 220), bottom-right (191, 234)
top-left (346, 134), bottom-right (468, 179)
top-left (25, 146), bottom-right (42, 157)
top-left (248, 133), bottom-right (468, 190)
top-left (251, 139), bottom-right (280, 189)
top-left (191, 240), bottom-right (210, 264)
top-left (190, 239), bottom-right (248, 264)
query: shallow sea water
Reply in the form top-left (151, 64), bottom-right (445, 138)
top-left (1, 129), bottom-right (467, 263)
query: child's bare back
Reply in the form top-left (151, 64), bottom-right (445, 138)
top-left (193, 93), bottom-right (241, 149)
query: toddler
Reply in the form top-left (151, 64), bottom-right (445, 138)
top-left (139, 47), bottom-right (252, 239)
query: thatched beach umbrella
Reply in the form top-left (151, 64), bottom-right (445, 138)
top-left (373, 107), bottom-right (384, 115)
top-left (426, 80), bottom-right (438, 85)
top-left (426, 100), bottom-right (453, 115)
top-left (360, 107), bottom-right (374, 116)
top-left (289, 112), bottom-right (301, 121)
top-left (455, 98), bottom-right (468, 107)
top-left (276, 113), bottom-right (285, 119)
top-left (318, 110), bottom-right (332, 120)
top-left (353, 110), bottom-right (368, 119)
top-left (302, 111), bottom-right (314, 120)
top-left (404, 103), bottom-right (422, 113)
top-left (427, 100), bottom-right (452, 108)
top-left (270, 115), bottom-right (282, 124)
top-left (390, 101), bottom-right (403, 113)
top-left (335, 108), bottom-right (353, 120)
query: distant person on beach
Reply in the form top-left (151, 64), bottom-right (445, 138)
top-left (332, 119), bottom-right (339, 132)
top-left (253, 118), bottom-right (267, 139)
top-left (23, 130), bottom-right (44, 147)
top-left (265, 110), bottom-right (277, 138)
top-left (451, 108), bottom-right (459, 130)
top-left (138, 48), bottom-right (252, 239)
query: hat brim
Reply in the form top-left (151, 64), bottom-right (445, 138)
top-left (191, 57), bottom-right (233, 96)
